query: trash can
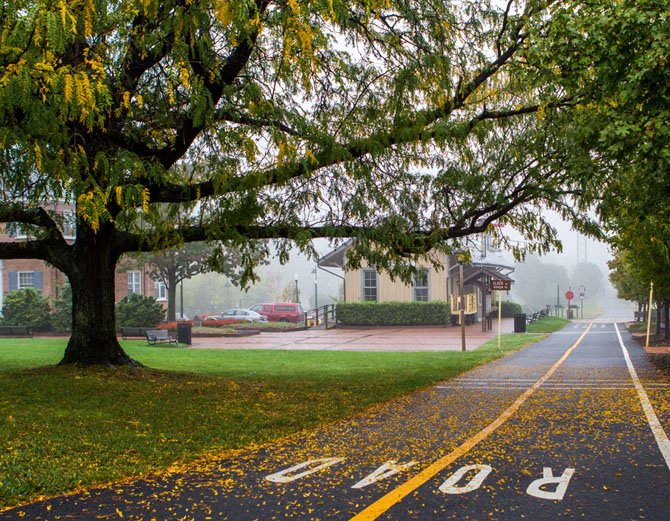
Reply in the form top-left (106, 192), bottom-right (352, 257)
top-left (514, 313), bottom-right (527, 333)
top-left (176, 322), bottom-right (192, 345)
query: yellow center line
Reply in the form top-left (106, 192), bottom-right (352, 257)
top-left (350, 324), bottom-right (593, 521)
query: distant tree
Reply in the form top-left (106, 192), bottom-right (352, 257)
top-left (608, 251), bottom-right (649, 313)
top-left (512, 256), bottom-right (570, 311)
top-left (1, 289), bottom-right (52, 331)
top-left (571, 262), bottom-right (603, 300)
top-left (123, 242), bottom-right (235, 322)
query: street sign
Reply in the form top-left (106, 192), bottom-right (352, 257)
top-left (565, 290), bottom-right (574, 300)
top-left (491, 279), bottom-right (511, 291)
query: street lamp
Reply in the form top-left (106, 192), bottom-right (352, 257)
top-left (448, 252), bottom-right (467, 352)
top-left (294, 273), bottom-right (299, 303)
top-left (311, 265), bottom-right (318, 310)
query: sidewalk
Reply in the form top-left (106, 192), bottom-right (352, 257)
top-left (186, 318), bottom-right (515, 352)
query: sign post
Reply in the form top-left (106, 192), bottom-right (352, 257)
top-left (578, 285), bottom-right (586, 318)
top-left (646, 282), bottom-right (654, 349)
top-left (490, 280), bottom-right (511, 349)
top-left (565, 289), bottom-right (574, 319)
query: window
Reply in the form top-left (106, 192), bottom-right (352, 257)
top-left (9, 271), bottom-right (42, 292)
top-left (155, 281), bottom-right (167, 301)
top-left (362, 269), bottom-right (378, 301)
top-left (127, 271), bottom-right (141, 295)
top-left (413, 268), bottom-right (430, 302)
top-left (63, 210), bottom-right (76, 239)
top-left (18, 271), bottom-right (35, 289)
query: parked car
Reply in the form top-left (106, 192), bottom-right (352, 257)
top-left (202, 315), bottom-right (224, 321)
top-left (249, 302), bottom-right (305, 323)
top-left (221, 308), bottom-right (268, 322)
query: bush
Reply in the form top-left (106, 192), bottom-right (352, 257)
top-left (500, 301), bottom-right (523, 318)
top-left (0, 288), bottom-right (52, 331)
top-left (115, 294), bottom-right (166, 328)
top-left (51, 281), bottom-right (72, 332)
top-left (336, 301), bottom-right (450, 326)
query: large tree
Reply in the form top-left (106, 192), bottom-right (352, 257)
top-left (0, 0), bottom-right (587, 366)
top-left (540, 0), bottom-right (670, 332)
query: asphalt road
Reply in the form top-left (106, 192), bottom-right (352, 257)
top-left (3, 322), bottom-right (669, 520)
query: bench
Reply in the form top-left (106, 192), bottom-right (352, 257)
top-left (0, 326), bottom-right (33, 338)
top-left (145, 328), bottom-right (179, 346)
top-left (120, 326), bottom-right (149, 339)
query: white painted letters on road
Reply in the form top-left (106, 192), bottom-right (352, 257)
top-left (438, 464), bottom-right (493, 494)
top-left (526, 467), bottom-right (575, 501)
top-left (265, 457), bottom-right (345, 484)
top-left (351, 460), bottom-right (417, 489)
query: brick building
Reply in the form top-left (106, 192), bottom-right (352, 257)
top-left (0, 207), bottom-right (166, 314)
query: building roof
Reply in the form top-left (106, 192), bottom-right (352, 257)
top-left (462, 265), bottom-right (514, 286)
top-left (318, 240), bottom-right (353, 268)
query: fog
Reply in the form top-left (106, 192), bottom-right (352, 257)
top-left (181, 213), bottom-right (628, 319)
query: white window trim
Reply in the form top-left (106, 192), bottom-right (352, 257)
top-left (413, 268), bottom-right (430, 302)
top-left (155, 281), bottom-right (167, 301)
top-left (127, 271), bottom-right (142, 295)
top-left (362, 268), bottom-right (378, 302)
top-left (18, 271), bottom-right (35, 289)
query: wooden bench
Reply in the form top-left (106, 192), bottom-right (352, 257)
top-left (0, 326), bottom-right (34, 338)
top-left (120, 326), bottom-right (149, 339)
top-left (145, 328), bottom-right (179, 346)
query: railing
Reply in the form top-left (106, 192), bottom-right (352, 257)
top-left (306, 304), bottom-right (337, 329)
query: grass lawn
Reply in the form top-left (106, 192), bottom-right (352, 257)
top-left (0, 332), bottom-right (546, 509)
top-left (527, 317), bottom-right (570, 333)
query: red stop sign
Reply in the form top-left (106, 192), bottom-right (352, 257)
top-left (565, 290), bottom-right (574, 300)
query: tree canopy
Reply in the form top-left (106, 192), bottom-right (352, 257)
top-left (0, 0), bottom-right (598, 365)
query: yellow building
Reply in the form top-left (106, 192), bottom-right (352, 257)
top-left (318, 240), bottom-right (514, 330)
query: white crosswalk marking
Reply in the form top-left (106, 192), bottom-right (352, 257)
top-left (437, 378), bottom-right (670, 392)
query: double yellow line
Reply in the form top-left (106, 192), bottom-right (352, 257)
top-left (350, 324), bottom-right (592, 520)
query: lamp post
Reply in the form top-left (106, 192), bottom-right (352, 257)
top-left (294, 273), bottom-right (299, 303)
top-left (224, 281), bottom-right (231, 308)
top-left (312, 265), bottom-right (318, 310)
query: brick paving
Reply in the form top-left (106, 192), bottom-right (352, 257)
top-left (186, 318), bottom-right (516, 352)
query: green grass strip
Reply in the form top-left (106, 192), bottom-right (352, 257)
top-left (0, 332), bottom-right (545, 509)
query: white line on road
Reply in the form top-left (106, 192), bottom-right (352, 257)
top-left (614, 323), bottom-right (670, 472)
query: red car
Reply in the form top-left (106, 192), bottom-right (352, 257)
top-left (249, 303), bottom-right (305, 323)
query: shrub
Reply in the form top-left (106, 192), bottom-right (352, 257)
top-left (500, 301), bottom-right (523, 318)
top-left (51, 281), bottom-right (72, 332)
top-left (115, 294), bottom-right (166, 328)
top-left (336, 301), bottom-right (450, 326)
top-left (1, 288), bottom-right (52, 331)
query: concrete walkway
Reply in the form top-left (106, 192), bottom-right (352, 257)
top-left (187, 318), bottom-right (515, 352)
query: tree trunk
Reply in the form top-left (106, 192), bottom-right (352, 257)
top-left (665, 300), bottom-right (670, 340)
top-left (656, 303), bottom-right (662, 336)
top-left (166, 273), bottom-right (177, 322)
top-left (59, 230), bottom-right (140, 366)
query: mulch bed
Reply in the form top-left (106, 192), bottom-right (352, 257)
top-left (630, 330), bottom-right (670, 375)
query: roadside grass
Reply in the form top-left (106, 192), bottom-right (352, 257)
top-left (526, 317), bottom-right (570, 333)
top-left (1, 332), bottom-right (545, 508)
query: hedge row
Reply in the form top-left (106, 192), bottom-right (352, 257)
top-left (500, 301), bottom-right (523, 318)
top-left (336, 301), bottom-right (450, 326)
